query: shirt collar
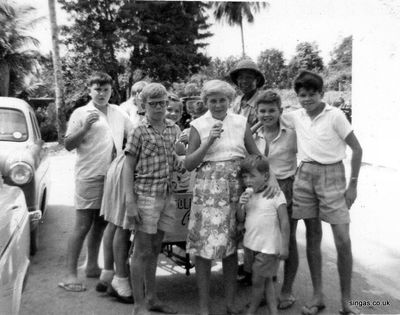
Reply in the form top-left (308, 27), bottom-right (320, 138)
top-left (300, 103), bottom-right (331, 118)
top-left (142, 116), bottom-right (175, 128)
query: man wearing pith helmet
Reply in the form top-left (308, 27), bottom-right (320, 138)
top-left (229, 58), bottom-right (265, 127)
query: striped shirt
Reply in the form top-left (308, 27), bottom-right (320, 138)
top-left (125, 117), bottom-right (180, 196)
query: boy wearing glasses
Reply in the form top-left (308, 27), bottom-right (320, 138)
top-left (123, 83), bottom-right (180, 314)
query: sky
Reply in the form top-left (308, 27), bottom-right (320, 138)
top-left (18, 0), bottom-right (358, 65)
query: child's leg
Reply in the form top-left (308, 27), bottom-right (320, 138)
top-left (279, 219), bottom-right (299, 303)
top-left (304, 218), bottom-right (324, 305)
top-left (331, 223), bottom-right (358, 313)
top-left (246, 273), bottom-right (266, 315)
top-left (222, 253), bottom-right (239, 312)
top-left (145, 229), bottom-right (165, 302)
top-left (86, 210), bottom-right (107, 276)
top-left (265, 277), bottom-right (278, 315)
top-left (65, 210), bottom-right (95, 282)
top-left (102, 222), bottom-right (116, 272)
top-left (195, 256), bottom-right (212, 315)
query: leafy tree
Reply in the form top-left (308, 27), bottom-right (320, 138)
top-left (201, 56), bottom-right (241, 81)
top-left (325, 36), bottom-right (352, 91)
top-left (0, 1), bottom-right (43, 96)
top-left (126, 1), bottom-right (212, 84)
top-left (257, 48), bottom-right (287, 89)
top-left (287, 41), bottom-right (324, 84)
top-left (212, 2), bottom-right (268, 57)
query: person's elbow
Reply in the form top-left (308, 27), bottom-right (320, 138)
top-left (184, 158), bottom-right (195, 172)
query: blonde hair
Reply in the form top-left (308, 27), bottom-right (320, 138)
top-left (140, 83), bottom-right (168, 103)
top-left (201, 80), bottom-right (236, 105)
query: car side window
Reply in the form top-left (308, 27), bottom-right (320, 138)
top-left (30, 112), bottom-right (41, 141)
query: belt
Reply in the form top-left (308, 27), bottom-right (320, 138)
top-left (301, 160), bottom-right (342, 166)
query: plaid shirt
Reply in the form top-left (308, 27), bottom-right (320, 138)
top-left (125, 117), bottom-right (180, 196)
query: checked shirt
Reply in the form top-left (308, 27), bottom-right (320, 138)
top-left (125, 116), bottom-right (181, 196)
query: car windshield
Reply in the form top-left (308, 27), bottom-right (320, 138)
top-left (0, 108), bottom-right (28, 142)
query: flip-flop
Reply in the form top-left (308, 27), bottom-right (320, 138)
top-left (148, 303), bottom-right (177, 314)
top-left (301, 303), bottom-right (326, 315)
top-left (278, 295), bottom-right (296, 310)
top-left (58, 282), bottom-right (86, 292)
top-left (339, 308), bottom-right (361, 315)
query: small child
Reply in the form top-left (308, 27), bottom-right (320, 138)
top-left (238, 155), bottom-right (290, 315)
top-left (166, 93), bottom-right (184, 125)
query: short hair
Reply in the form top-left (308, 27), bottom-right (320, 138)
top-left (294, 70), bottom-right (324, 94)
top-left (255, 90), bottom-right (282, 109)
top-left (140, 83), bottom-right (168, 103)
top-left (200, 80), bottom-right (236, 105)
top-left (168, 93), bottom-right (183, 112)
top-left (131, 81), bottom-right (148, 96)
top-left (88, 72), bottom-right (113, 87)
top-left (239, 155), bottom-right (270, 177)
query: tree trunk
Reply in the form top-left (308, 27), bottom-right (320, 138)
top-left (0, 63), bottom-right (10, 96)
top-left (240, 20), bottom-right (245, 57)
top-left (48, 0), bottom-right (66, 143)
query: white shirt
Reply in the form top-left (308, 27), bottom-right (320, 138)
top-left (244, 190), bottom-right (287, 254)
top-left (283, 105), bottom-right (353, 164)
top-left (190, 111), bottom-right (247, 162)
top-left (120, 98), bottom-right (141, 127)
top-left (66, 102), bottom-right (132, 180)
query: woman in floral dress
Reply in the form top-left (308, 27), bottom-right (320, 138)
top-left (184, 80), bottom-right (261, 315)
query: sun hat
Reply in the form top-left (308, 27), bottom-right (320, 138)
top-left (229, 59), bottom-right (265, 88)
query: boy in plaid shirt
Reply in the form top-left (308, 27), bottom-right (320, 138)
top-left (123, 83), bottom-right (181, 314)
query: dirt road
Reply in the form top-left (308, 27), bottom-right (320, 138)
top-left (20, 147), bottom-right (400, 314)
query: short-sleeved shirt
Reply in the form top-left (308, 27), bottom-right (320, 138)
top-left (283, 105), bottom-right (353, 164)
top-left (124, 117), bottom-right (180, 196)
top-left (254, 121), bottom-right (297, 179)
top-left (230, 89), bottom-right (262, 127)
top-left (66, 102), bottom-right (132, 180)
top-left (120, 98), bottom-right (142, 128)
top-left (190, 111), bottom-right (247, 162)
top-left (244, 190), bottom-right (286, 255)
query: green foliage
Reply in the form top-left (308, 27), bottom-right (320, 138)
top-left (127, 1), bottom-right (212, 84)
top-left (0, 1), bottom-right (43, 96)
top-left (287, 42), bottom-right (324, 85)
top-left (257, 48), bottom-right (286, 89)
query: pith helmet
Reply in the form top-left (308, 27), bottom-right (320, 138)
top-left (229, 59), bottom-right (265, 88)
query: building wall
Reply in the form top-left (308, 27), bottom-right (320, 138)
top-left (352, 0), bottom-right (400, 169)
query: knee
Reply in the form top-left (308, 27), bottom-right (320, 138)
top-left (335, 234), bottom-right (351, 253)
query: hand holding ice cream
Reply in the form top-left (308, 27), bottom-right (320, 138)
top-left (240, 187), bottom-right (254, 205)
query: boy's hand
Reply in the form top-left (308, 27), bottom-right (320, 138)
top-left (239, 191), bottom-right (252, 205)
top-left (345, 184), bottom-right (357, 209)
top-left (125, 194), bottom-right (142, 225)
top-left (279, 246), bottom-right (289, 260)
top-left (251, 121), bottom-right (262, 134)
top-left (262, 175), bottom-right (280, 199)
top-left (83, 111), bottom-right (99, 131)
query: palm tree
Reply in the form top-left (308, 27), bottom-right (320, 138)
top-left (48, 0), bottom-right (66, 143)
top-left (0, 1), bottom-right (43, 96)
top-left (212, 2), bottom-right (268, 57)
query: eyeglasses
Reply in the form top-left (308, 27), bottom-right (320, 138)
top-left (147, 100), bottom-right (169, 108)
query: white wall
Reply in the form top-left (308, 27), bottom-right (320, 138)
top-left (353, 0), bottom-right (400, 169)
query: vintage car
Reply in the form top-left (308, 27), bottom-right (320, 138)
top-left (0, 175), bottom-right (41, 315)
top-left (0, 97), bottom-right (50, 254)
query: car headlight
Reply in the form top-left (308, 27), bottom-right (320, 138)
top-left (8, 162), bottom-right (33, 185)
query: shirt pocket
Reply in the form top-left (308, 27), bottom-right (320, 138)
top-left (142, 141), bottom-right (158, 157)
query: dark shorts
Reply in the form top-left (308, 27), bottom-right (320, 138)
top-left (278, 176), bottom-right (294, 218)
top-left (293, 161), bottom-right (350, 224)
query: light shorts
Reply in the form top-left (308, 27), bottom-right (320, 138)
top-left (135, 193), bottom-right (176, 234)
top-left (251, 250), bottom-right (279, 278)
top-left (75, 176), bottom-right (105, 210)
top-left (293, 161), bottom-right (350, 224)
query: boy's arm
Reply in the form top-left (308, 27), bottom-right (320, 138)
top-left (277, 203), bottom-right (290, 260)
top-left (344, 131), bottom-right (363, 209)
top-left (244, 124), bottom-right (262, 155)
top-left (65, 112), bottom-right (99, 151)
top-left (123, 153), bottom-right (142, 225)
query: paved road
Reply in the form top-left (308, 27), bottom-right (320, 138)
top-left (20, 147), bottom-right (400, 314)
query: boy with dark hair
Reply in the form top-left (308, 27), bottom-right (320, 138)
top-left (238, 155), bottom-right (290, 315)
top-left (123, 83), bottom-right (180, 314)
top-left (286, 70), bottom-right (362, 315)
top-left (59, 72), bottom-right (132, 292)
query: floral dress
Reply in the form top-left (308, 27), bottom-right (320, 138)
top-left (186, 160), bottom-right (242, 259)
